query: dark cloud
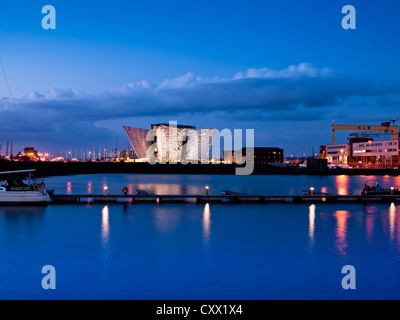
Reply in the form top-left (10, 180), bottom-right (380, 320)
top-left (1, 63), bottom-right (399, 151)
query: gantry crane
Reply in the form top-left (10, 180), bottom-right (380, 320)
top-left (331, 120), bottom-right (399, 144)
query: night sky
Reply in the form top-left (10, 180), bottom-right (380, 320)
top-left (1, 0), bottom-right (399, 157)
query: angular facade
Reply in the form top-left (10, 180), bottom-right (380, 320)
top-left (123, 123), bottom-right (217, 162)
top-left (123, 126), bottom-right (152, 159)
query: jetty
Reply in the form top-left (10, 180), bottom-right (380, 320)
top-left (49, 194), bottom-right (400, 204)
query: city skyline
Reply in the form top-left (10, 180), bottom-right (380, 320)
top-left (1, 0), bottom-right (400, 155)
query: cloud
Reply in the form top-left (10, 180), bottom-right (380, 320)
top-left (233, 63), bottom-right (333, 79)
top-left (1, 63), bottom-right (399, 150)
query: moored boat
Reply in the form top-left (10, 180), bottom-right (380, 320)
top-left (0, 170), bottom-right (51, 204)
top-left (361, 179), bottom-right (400, 195)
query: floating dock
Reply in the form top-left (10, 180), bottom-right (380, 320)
top-left (49, 194), bottom-right (400, 204)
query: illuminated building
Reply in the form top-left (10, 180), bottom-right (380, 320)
top-left (352, 139), bottom-right (399, 168)
top-left (234, 147), bottom-right (284, 164)
top-left (323, 139), bottom-right (399, 168)
top-left (325, 144), bottom-right (350, 166)
top-left (20, 147), bottom-right (38, 161)
top-left (323, 120), bottom-right (400, 168)
top-left (123, 123), bottom-right (217, 162)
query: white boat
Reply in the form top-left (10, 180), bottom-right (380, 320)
top-left (0, 169), bottom-right (51, 204)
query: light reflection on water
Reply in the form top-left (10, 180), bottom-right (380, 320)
top-left (203, 203), bottom-right (211, 244)
top-left (307, 203), bottom-right (400, 260)
top-left (336, 175), bottom-right (349, 195)
top-left (333, 210), bottom-right (350, 259)
top-left (389, 203), bottom-right (396, 241)
top-left (66, 181), bottom-right (72, 194)
top-left (2, 173), bottom-right (400, 299)
top-left (45, 173), bottom-right (400, 196)
top-left (308, 204), bottom-right (315, 247)
top-left (0, 202), bottom-right (399, 299)
top-left (101, 205), bottom-right (109, 244)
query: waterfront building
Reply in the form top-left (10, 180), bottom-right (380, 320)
top-left (123, 123), bottom-right (217, 162)
top-left (236, 147), bottom-right (284, 164)
top-left (352, 139), bottom-right (399, 168)
top-left (325, 144), bottom-right (350, 166)
top-left (322, 139), bottom-right (399, 168)
top-left (322, 120), bottom-right (400, 168)
top-left (223, 150), bottom-right (242, 164)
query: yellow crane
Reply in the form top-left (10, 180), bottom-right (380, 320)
top-left (331, 122), bottom-right (398, 144)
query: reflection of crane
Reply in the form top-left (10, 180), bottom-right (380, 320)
top-left (331, 120), bottom-right (398, 144)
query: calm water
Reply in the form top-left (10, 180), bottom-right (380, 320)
top-left (43, 173), bottom-right (400, 196)
top-left (1, 174), bottom-right (400, 299)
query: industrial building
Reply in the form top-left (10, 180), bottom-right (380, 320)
top-left (15, 147), bottom-right (39, 161)
top-left (123, 123), bottom-right (217, 163)
top-left (352, 139), bottom-right (398, 167)
top-left (324, 144), bottom-right (350, 166)
top-left (225, 147), bottom-right (284, 165)
top-left (321, 121), bottom-right (400, 168)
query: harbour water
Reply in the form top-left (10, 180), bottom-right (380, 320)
top-left (1, 174), bottom-right (400, 299)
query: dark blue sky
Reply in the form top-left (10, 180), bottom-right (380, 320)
top-left (1, 0), bottom-right (400, 156)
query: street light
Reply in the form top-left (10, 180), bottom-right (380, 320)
top-left (310, 187), bottom-right (315, 196)
top-left (104, 186), bottom-right (108, 196)
top-left (205, 186), bottom-right (209, 196)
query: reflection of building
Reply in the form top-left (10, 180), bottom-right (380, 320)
top-left (123, 123), bottom-right (217, 162)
